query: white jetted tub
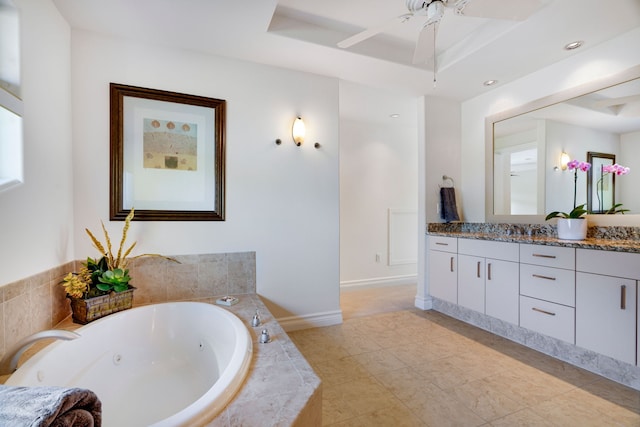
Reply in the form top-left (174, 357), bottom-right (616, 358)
top-left (6, 302), bottom-right (253, 426)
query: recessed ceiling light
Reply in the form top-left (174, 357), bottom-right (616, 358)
top-left (389, 114), bottom-right (400, 118)
top-left (564, 41), bottom-right (583, 50)
top-left (483, 80), bottom-right (498, 86)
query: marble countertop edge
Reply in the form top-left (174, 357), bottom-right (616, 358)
top-left (426, 223), bottom-right (640, 253)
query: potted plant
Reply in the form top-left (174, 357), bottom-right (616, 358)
top-left (545, 159), bottom-right (590, 240)
top-left (61, 209), bottom-right (177, 323)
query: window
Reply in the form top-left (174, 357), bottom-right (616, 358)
top-left (0, 0), bottom-right (22, 192)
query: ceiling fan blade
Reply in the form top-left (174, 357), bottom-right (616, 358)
top-left (412, 22), bottom-right (437, 64)
top-left (337, 13), bottom-right (412, 49)
top-left (592, 95), bottom-right (640, 109)
top-left (454, 0), bottom-right (543, 21)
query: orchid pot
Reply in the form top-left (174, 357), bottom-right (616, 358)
top-left (556, 218), bottom-right (587, 240)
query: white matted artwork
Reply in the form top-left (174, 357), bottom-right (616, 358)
top-left (110, 83), bottom-right (226, 221)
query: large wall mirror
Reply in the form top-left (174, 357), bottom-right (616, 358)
top-left (486, 66), bottom-right (640, 224)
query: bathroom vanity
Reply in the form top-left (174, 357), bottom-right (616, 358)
top-left (425, 223), bottom-right (640, 390)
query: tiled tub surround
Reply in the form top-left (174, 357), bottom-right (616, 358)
top-left (0, 252), bottom-right (256, 360)
top-left (0, 252), bottom-right (322, 426)
top-left (425, 224), bottom-right (640, 391)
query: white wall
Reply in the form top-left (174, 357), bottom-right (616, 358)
top-left (415, 96), bottom-right (461, 310)
top-left (339, 81), bottom-right (418, 287)
top-left (425, 96), bottom-right (462, 223)
top-left (69, 30), bottom-right (341, 323)
top-left (0, 0), bottom-right (74, 284)
top-left (461, 27), bottom-right (640, 222)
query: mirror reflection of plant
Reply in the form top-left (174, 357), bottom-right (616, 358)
top-left (546, 160), bottom-right (591, 220)
top-left (596, 163), bottom-right (630, 214)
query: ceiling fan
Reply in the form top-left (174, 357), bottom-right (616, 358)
top-left (337, 0), bottom-right (543, 68)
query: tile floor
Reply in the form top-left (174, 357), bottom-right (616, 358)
top-left (288, 284), bottom-right (640, 426)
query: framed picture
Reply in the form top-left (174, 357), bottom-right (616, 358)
top-left (586, 151), bottom-right (615, 214)
top-left (110, 83), bottom-right (225, 221)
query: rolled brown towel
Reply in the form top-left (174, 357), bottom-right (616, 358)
top-left (0, 385), bottom-right (101, 427)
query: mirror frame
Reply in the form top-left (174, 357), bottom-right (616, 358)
top-left (485, 65), bottom-right (640, 224)
top-left (586, 152), bottom-right (616, 214)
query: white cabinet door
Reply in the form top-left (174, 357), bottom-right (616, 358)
top-left (486, 259), bottom-right (519, 325)
top-left (428, 250), bottom-right (457, 304)
top-left (458, 254), bottom-right (485, 313)
top-left (576, 272), bottom-right (636, 365)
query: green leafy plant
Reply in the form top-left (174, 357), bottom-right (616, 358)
top-left (97, 268), bottom-right (131, 293)
top-left (545, 203), bottom-right (588, 220)
top-left (603, 203), bottom-right (630, 215)
top-left (61, 208), bottom-right (178, 299)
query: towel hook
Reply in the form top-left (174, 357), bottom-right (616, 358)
top-left (441, 175), bottom-right (454, 188)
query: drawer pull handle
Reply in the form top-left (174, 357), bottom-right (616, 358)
top-left (532, 307), bottom-right (556, 316)
top-left (436, 242), bottom-right (449, 246)
top-left (532, 274), bottom-right (556, 281)
top-left (477, 261), bottom-right (481, 278)
top-left (621, 285), bottom-right (626, 310)
top-left (450, 257), bottom-right (454, 272)
top-left (532, 253), bottom-right (556, 259)
top-left (487, 263), bottom-right (492, 281)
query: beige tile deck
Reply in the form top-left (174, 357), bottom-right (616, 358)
top-left (289, 285), bottom-right (640, 426)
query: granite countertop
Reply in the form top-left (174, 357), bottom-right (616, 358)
top-left (427, 223), bottom-right (640, 254)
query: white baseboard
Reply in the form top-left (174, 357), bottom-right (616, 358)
top-left (340, 274), bottom-right (417, 290)
top-left (414, 295), bottom-right (433, 310)
top-left (277, 310), bottom-right (343, 332)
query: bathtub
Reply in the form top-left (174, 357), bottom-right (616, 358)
top-left (6, 302), bottom-right (253, 426)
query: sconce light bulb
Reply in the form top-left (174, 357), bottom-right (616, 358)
top-left (560, 152), bottom-right (570, 171)
top-left (292, 117), bottom-right (305, 146)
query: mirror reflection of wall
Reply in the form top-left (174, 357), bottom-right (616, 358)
top-left (492, 77), bottom-right (640, 216)
top-left (493, 120), bottom-right (543, 215)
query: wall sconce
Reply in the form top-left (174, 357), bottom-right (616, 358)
top-left (560, 151), bottom-right (570, 171)
top-left (292, 116), bottom-right (305, 146)
top-left (275, 116), bottom-right (320, 149)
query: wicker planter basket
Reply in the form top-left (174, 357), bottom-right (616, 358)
top-left (69, 287), bottom-right (135, 324)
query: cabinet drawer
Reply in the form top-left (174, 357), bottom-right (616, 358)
top-left (520, 264), bottom-right (575, 307)
top-left (520, 244), bottom-right (575, 269)
top-left (458, 238), bottom-right (519, 262)
top-left (428, 235), bottom-right (457, 253)
top-left (520, 296), bottom-right (575, 344)
top-left (576, 249), bottom-right (640, 279)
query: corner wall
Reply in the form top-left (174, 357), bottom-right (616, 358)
top-left (69, 31), bottom-right (341, 325)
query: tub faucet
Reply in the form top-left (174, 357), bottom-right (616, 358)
top-left (0, 330), bottom-right (81, 375)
